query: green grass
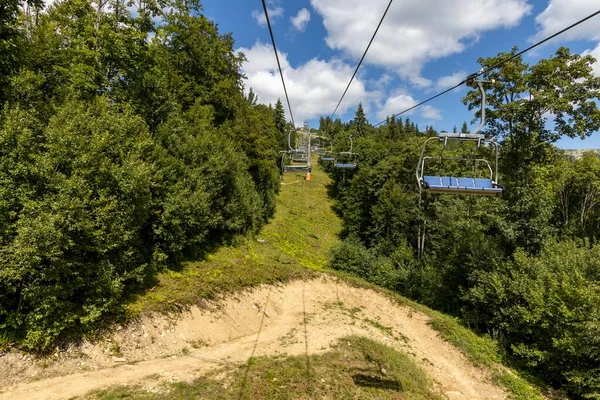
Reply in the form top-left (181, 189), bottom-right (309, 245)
top-left (126, 158), bottom-right (341, 316)
top-left (123, 159), bottom-right (547, 399)
top-left (425, 313), bottom-right (546, 400)
top-left (328, 273), bottom-right (549, 400)
top-left (80, 336), bottom-right (443, 400)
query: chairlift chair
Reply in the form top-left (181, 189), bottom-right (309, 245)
top-left (416, 76), bottom-right (503, 195)
top-left (333, 136), bottom-right (358, 169)
top-left (320, 151), bottom-right (335, 162)
top-left (281, 128), bottom-right (311, 173)
top-left (319, 140), bottom-right (335, 162)
top-left (334, 152), bottom-right (358, 169)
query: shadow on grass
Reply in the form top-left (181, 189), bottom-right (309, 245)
top-left (351, 374), bottom-right (402, 391)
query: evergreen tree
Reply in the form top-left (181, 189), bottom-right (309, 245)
top-left (353, 102), bottom-right (367, 136)
top-left (246, 88), bottom-right (258, 105)
top-left (273, 99), bottom-right (286, 134)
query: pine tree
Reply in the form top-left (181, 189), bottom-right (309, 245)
top-left (388, 115), bottom-right (397, 140)
top-left (353, 102), bottom-right (367, 136)
top-left (461, 121), bottom-right (469, 133)
top-left (246, 88), bottom-right (258, 105)
top-left (274, 99), bottom-right (286, 134)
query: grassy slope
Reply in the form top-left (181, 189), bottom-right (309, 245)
top-left (126, 162), bottom-right (340, 316)
top-left (85, 336), bottom-right (443, 400)
top-left (117, 157), bottom-right (546, 399)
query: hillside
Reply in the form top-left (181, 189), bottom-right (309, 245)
top-left (562, 148), bottom-right (600, 159)
top-left (0, 161), bottom-right (544, 400)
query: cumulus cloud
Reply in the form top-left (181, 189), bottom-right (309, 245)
top-left (252, 6), bottom-right (284, 27)
top-left (530, 0), bottom-right (600, 43)
top-left (436, 71), bottom-right (468, 89)
top-left (421, 105), bottom-right (442, 120)
top-left (531, 2), bottom-right (600, 79)
top-left (310, 0), bottom-right (531, 86)
top-left (376, 92), bottom-right (443, 121)
top-left (377, 93), bottom-right (417, 120)
top-left (583, 42), bottom-right (600, 77)
top-left (238, 42), bottom-right (378, 125)
top-left (291, 8), bottom-right (311, 32)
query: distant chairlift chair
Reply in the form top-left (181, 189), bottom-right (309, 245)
top-left (281, 129), bottom-right (311, 173)
top-left (320, 142), bottom-right (335, 162)
top-left (416, 75), bottom-right (503, 195)
top-left (321, 151), bottom-right (335, 162)
top-left (334, 136), bottom-right (358, 169)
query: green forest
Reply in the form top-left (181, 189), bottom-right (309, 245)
top-left (323, 49), bottom-right (600, 398)
top-left (1, 1), bottom-right (600, 399)
top-left (0, 0), bottom-right (287, 350)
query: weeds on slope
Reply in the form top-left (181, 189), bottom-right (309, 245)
top-left (126, 160), bottom-right (341, 317)
top-left (83, 336), bottom-right (443, 400)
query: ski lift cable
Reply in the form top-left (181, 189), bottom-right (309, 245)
top-left (373, 8), bottom-right (600, 127)
top-left (262, 0), bottom-right (296, 127)
top-left (330, 0), bottom-right (394, 120)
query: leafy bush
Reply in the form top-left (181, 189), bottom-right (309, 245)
top-left (463, 241), bottom-right (600, 397)
top-left (0, 99), bottom-right (154, 349)
top-left (0, 2), bottom-right (284, 350)
top-left (331, 235), bottom-right (414, 292)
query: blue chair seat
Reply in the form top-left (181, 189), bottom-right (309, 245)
top-left (321, 157), bottom-right (335, 161)
top-left (334, 163), bottom-right (357, 169)
top-left (423, 176), bottom-right (503, 195)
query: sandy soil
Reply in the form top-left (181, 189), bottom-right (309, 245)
top-left (0, 276), bottom-right (507, 400)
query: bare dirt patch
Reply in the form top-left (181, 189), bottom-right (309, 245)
top-left (0, 276), bottom-right (506, 400)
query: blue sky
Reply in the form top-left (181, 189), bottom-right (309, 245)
top-left (202, 0), bottom-right (600, 149)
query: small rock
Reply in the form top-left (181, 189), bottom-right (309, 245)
top-left (112, 357), bottom-right (126, 363)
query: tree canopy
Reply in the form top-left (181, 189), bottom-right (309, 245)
top-left (0, 0), bottom-right (283, 350)
top-left (324, 47), bottom-right (600, 398)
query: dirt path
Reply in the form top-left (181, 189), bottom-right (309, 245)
top-left (0, 276), bottom-right (506, 400)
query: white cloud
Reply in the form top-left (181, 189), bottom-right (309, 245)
top-left (583, 42), bottom-right (600, 77)
top-left (436, 71), bottom-right (468, 89)
top-left (290, 8), bottom-right (311, 32)
top-left (376, 92), bottom-right (442, 121)
top-left (377, 93), bottom-right (417, 120)
top-left (530, 0), bottom-right (600, 43)
top-left (369, 73), bottom-right (393, 90)
top-left (311, 0), bottom-right (531, 86)
top-left (252, 6), bottom-right (284, 27)
top-left (238, 42), bottom-right (378, 125)
top-left (421, 105), bottom-right (442, 120)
